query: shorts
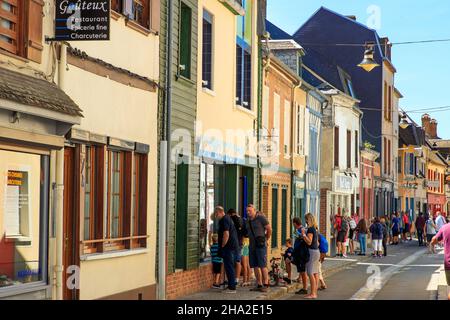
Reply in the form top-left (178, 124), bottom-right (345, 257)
top-left (235, 247), bottom-right (242, 263)
top-left (306, 249), bottom-right (320, 275)
top-left (296, 261), bottom-right (306, 273)
top-left (427, 234), bottom-right (435, 243)
top-left (403, 224), bottom-right (410, 234)
top-left (446, 270), bottom-right (450, 286)
top-left (249, 246), bottom-right (267, 268)
top-left (349, 229), bottom-right (355, 240)
top-left (242, 245), bottom-right (249, 257)
top-left (393, 229), bottom-right (400, 237)
top-left (337, 231), bottom-right (347, 243)
top-left (212, 262), bottom-right (222, 274)
top-left (372, 239), bottom-right (383, 251)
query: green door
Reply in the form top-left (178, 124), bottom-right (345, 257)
top-left (282, 189), bottom-right (287, 244)
top-left (271, 188), bottom-right (278, 248)
top-left (175, 163), bottom-right (189, 270)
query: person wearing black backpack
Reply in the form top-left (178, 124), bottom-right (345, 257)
top-left (227, 209), bottom-right (246, 286)
top-left (292, 217), bottom-right (309, 295)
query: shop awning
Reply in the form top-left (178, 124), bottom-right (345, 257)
top-left (0, 67), bottom-right (83, 119)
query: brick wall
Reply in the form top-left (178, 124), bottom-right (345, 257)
top-left (166, 264), bottom-right (214, 300)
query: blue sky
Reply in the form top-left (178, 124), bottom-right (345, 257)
top-left (267, 0), bottom-right (450, 139)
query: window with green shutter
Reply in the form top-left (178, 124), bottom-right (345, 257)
top-left (281, 189), bottom-right (287, 244)
top-left (179, 2), bottom-right (192, 79)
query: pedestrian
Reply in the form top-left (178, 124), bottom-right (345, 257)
top-left (385, 214), bottom-right (392, 245)
top-left (402, 211), bottom-right (412, 241)
top-left (246, 204), bottom-right (272, 293)
top-left (318, 233), bottom-right (329, 291)
top-left (240, 236), bottom-right (251, 287)
top-left (355, 217), bottom-right (368, 256)
top-left (426, 215), bottom-right (438, 254)
top-left (337, 214), bottom-right (349, 258)
top-left (430, 222), bottom-right (450, 300)
top-left (282, 238), bottom-right (294, 284)
top-left (349, 214), bottom-right (357, 255)
top-left (392, 213), bottom-right (401, 245)
top-left (215, 206), bottom-right (240, 293)
top-left (227, 209), bottom-right (245, 286)
top-left (211, 234), bottom-right (224, 289)
top-left (415, 213), bottom-right (426, 247)
top-left (380, 217), bottom-right (388, 257)
top-left (436, 211), bottom-right (447, 232)
top-left (292, 217), bottom-right (309, 295)
top-left (301, 213), bottom-right (320, 299)
top-left (334, 210), bottom-right (343, 257)
top-left (370, 217), bottom-right (384, 258)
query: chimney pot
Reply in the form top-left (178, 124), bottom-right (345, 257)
top-left (346, 15), bottom-right (357, 21)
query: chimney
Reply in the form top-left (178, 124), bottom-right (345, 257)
top-left (380, 37), bottom-right (392, 61)
top-left (346, 15), bottom-right (357, 21)
top-left (429, 119), bottom-right (438, 139)
top-left (422, 114), bottom-right (431, 137)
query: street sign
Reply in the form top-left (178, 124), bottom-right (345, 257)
top-left (55, 0), bottom-right (110, 41)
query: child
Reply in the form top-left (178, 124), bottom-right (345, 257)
top-left (318, 233), bottom-right (329, 290)
top-left (240, 237), bottom-right (251, 287)
top-left (282, 239), bottom-right (294, 284)
top-left (210, 234), bottom-right (223, 289)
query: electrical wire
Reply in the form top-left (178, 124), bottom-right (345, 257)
top-left (299, 38), bottom-right (450, 47)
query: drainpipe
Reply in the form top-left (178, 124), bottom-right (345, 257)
top-left (291, 82), bottom-right (301, 221)
top-left (54, 43), bottom-right (68, 300)
top-left (158, 0), bottom-right (173, 301)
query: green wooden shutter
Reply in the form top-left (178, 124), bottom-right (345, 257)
top-left (225, 165), bottom-right (238, 212)
top-left (281, 189), bottom-right (287, 244)
top-left (179, 2), bottom-right (192, 78)
top-left (175, 163), bottom-right (189, 270)
top-left (271, 188), bottom-right (278, 248)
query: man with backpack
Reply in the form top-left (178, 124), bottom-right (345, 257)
top-left (292, 217), bottom-right (309, 295)
top-left (227, 209), bottom-right (246, 286)
top-left (338, 215), bottom-right (350, 258)
top-left (318, 233), bottom-right (329, 290)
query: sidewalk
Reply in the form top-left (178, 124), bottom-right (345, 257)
top-left (180, 253), bottom-right (373, 301)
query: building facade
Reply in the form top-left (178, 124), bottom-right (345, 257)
top-left (360, 147), bottom-right (380, 221)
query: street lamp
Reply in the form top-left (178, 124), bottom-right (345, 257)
top-left (399, 115), bottom-right (410, 129)
top-left (357, 42), bottom-right (380, 72)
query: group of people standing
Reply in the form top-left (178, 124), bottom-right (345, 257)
top-left (210, 205), bottom-right (328, 299)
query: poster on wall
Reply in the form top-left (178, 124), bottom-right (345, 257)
top-left (4, 171), bottom-right (29, 237)
top-left (55, 0), bottom-right (110, 41)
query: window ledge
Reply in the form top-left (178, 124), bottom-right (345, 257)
top-left (202, 87), bottom-right (216, 97)
top-left (80, 248), bottom-right (148, 261)
top-left (0, 282), bottom-right (49, 299)
top-left (125, 19), bottom-right (151, 36)
top-left (0, 49), bottom-right (30, 63)
top-left (176, 74), bottom-right (196, 86)
top-left (235, 104), bottom-right (256, 117)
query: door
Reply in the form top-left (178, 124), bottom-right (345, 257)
top-left (63, 147), bottom-right (80, 300)
top-left (271, 188), bottom-right (278, 249)
top-left (281, 189), bottom-right (287, 245)
top-left (175, 163), bottom-right (189, 270)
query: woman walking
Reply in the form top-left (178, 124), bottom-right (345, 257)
top-left (355, 218), bottom-right (368, 256)
top-left (426, 215), bottom-right (438, 254)
top-left (301, 213), bottom-right (320, 299)
top-left (391, 213), bottom-right (401, 245)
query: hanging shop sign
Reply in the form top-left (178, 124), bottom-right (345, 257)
top-left (55, 0), bottom-right (110, 41)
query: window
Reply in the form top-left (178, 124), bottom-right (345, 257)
top-left (388, 86), bottom-right (392, 122)
top-left (202, 10), bottom-right (213, 89)
top-left (131, 153), bottom-right (148, 248)
top-left (262, 85), bottom-right (269, 133)
top-left (383, 137), bottom-right (387, 174)
top-left (309, 129), bottom-right (319, 172)
top-left (334, 126), bottom-right (339, 168)
top-left (83, 146), bottom-right (97, 254)
top-left (111, 0), bottom-right (159, 30)
top-left (284, 100), bottom-right (290, 156)
top-left (296, 104), bottom-right (302, 154)
top-left (0, 149), bottom-right (49, 289)
top-left (235, 0), bottom-right (252, 109)
top-left (0, 0), bottom-right (43, 62)
top-left (354, 131), bottom-right (359, 167)
top-left (347, 130), bottom-right (351, 169)
top-left (388, 139), bottom-right (391, 175)
top-left (273, 93), bottom-right (280, 151)
top-left (398, 155), bottom-right (402, 174)
top-left (178, 2), bottom-right (192, 79)
top-left (346, 79), bottom-right (356, 98)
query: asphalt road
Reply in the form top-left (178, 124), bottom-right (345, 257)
top-left (283, 241), bottom-right (445, 300)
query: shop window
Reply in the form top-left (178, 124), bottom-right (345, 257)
top-left (199, 163), bottom-right (215, 262)
top-left (0, 0), bottom-right (43, 62)
top-left (179, 2), bottom-right (192, 79)
top-left (202, 9), bottom-right (213, 90)
top-left (0, 150), bottom-right (48, 289)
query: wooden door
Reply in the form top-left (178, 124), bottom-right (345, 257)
top-left (63, 147), bottom-right (80, 300)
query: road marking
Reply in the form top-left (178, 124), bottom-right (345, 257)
top-left (350, 248), bottom-right (427, 300)
top-left (357, 262), bottom-right (443, 268)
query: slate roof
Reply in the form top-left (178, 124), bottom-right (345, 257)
top-left (266, 19), bottom-right (293, 40)
top-left (399, 124), bottom-right (425, 147)
top-left (0, 67), bottom-right (83, 117)
top-left (267, 39), bottom-right (303, 51)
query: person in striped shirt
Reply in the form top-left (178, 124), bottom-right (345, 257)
top-left (211, 234), bottom-right (224, 289)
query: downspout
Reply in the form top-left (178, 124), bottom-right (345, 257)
top-left (291, 82), bottom-right (301, 222)
top-left (158, 0), bottom-right (173, 301)
top-left (55, 43), bottom-right (67, 300)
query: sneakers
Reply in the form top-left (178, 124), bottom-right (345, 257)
top-left (225, 288), bottom-right (237, 294)
top-left (212, 284), bottom-right (221, 289)
top-left (250, 285), bottom-right (263, 292)
top-left (296, 288), bottom-right (308, 295)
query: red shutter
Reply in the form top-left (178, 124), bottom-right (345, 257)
top-left (150, 0), bottom-right (160, 33)
top-left (26, 0), bottom-right (44, 63)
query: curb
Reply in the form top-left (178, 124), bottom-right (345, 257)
top-left (259, 255), bottom-right (374, 300)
